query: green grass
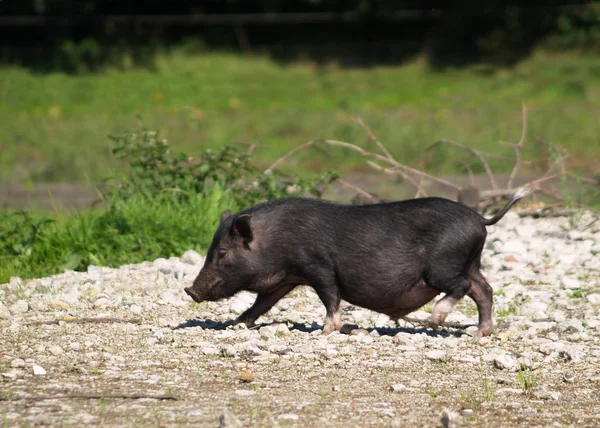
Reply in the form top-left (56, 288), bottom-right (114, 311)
top-left (1, 49), bottom-right (599, 184)
top-left (0, 186), bottom-right (238, 283)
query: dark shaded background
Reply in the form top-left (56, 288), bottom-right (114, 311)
top-left (1, 1), bottom-right (598, 70)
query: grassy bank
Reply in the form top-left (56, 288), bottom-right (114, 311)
top-left (0, 187), bottom-right (239, 283)
top-left (1, 50), bottom-right (599, 184)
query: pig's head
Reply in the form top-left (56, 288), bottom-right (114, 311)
top-left (184, 209), bottom-right (258, 303)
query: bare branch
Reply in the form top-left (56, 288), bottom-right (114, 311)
top-left (415, 176), bottom-right (426, 198)
top-left (428, 139), bottom-right (498, 190)
top-left (264, 139), bottom-right (318, 173)
top-left (352, 116), bottom-right (395, 161)
top-left (365, 161), bottom-right (429, 196)
top-left (566, 172), bottom-right (600, 186)
top-left (479, 174), bottom-right (560, 200)
top-left (335, 178), bottom-right (376, 200)
top-left (325, 139), bottom-right (459, 190)
top-left (504, 103), bottom-right (528, 189)
top-left (459, 161), bottom-right (476, 186)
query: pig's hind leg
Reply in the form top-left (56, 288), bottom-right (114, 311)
top-left (466, 268), bottom-right (494, 337)
top-left (235, 284), bottom-right (296, 327)
top-left (425, 267), bottom-right (472, 332)
top-left (429, 294), bottom-right (462, 330)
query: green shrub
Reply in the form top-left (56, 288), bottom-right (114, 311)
top-left (107, 124), bottom-right (339, 206)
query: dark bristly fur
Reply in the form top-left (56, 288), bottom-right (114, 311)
top-left (185, 187), bottom-right (530, 336)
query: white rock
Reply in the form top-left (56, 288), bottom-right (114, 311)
top-left (586, 294), bottom-right (600, 305)
top-left (501, 239), bottom-right (528, 255)
top-left (10, 358), bottom-right (26, 368)
top-left (539, 342), bottom-right (565, 355)
top-left (158, 291), bottom-right (184, 306)
top-left (502, 283), bottom-right (525, 300)
top-left (409, 311), bottom-right (430, 322)
top-left (491, 240), bottom-right (504, 253)
top-left (180, 250), bottom-right (204, 265)
top-left (9, 300), bottom-right (29, 314)
top-left (235, 390), bottom-right (256, 396)
top-left (32, 365), bottom-right (46, 375)
top-left (425, 350), bottom-right (446, 361)
top-left (561, 276), bottom-right (580, 289)
top-left (586, 319), bottom-right (600, 329)
top-left (93, 297), bottom-right (110, 308)
top-left (521, 301), bottom-right (547, 318)
top-left (278, 414), bottom-right (299, 421)
top-left (349, 309), bottom-right (371, 322)
top-left (275, 323), bottom-right (290, 335)
top-left (259, 325), bottom-right (277, 340)
top-left (200, 345), bottom-right (219, 356)
top-left (390, 384), bottom-right (407, 392)
top-left (532, 386), bottom-right (552, 400)
top-left (291, 344), bottom-right (314, 354)
top-left (562, 347), bottom-right (585, 363)
top-left (221, 345), bottom-right (238, 358)
top-left (229, 292), bottom-right (255, 314)
top-left (244, 343), bottom-right (264, 357)
top-left (493, 354), bottom-right (516, 371)
top-left (49, 345), bottom-right (64, 356)
top-left (0, 301), bottom-right (10, 319)
top-left (130, 304), bottom-right (143, 315)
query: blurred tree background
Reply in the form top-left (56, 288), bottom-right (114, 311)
top-left (0, 0), bottom-right (599, 194)
top-left (1, 1), bottom-right (599, 71)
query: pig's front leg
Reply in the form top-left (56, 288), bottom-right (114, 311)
top-left (309, 269), bottom-right (342, 334)
top-left (234, 284), bottom-right (296, 327)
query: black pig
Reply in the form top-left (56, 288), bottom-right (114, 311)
top-left (185, 187), bottom-right (530, 336)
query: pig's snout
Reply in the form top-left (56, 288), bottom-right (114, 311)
top-left (184, 286), bottom-right (202, 303)
top-left (185, 269), bottom-right (224, 302)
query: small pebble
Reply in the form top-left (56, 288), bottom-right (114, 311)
top-left (278, 413), bottom-right (299, 421)
top-left (390, 384), bottom-right (406, 392)
top-left (32, 365), bottom-right (46, 375)
top-left (48, 345), bottom-right (64, 356)
top-left (10, 358), bottom-right (26, 368)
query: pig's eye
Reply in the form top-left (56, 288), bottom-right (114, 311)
top-left (217, 249), bottom-right (228, 259)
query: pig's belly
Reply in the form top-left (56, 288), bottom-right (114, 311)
top-left (340, 279), bottom-right (440, 319)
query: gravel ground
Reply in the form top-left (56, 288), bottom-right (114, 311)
top-left (1, 210), bottom-right (600, 427)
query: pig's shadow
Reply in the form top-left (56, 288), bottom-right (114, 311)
top-left (174, 318), bottom-right (471, 337)
top-left (173, 319), bottom-right (236, 330)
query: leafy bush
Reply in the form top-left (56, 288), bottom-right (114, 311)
top-left (107, 124), bottom-right (339, 206)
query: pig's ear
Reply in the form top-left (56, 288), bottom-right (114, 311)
top-left (232, 214), bottom-right (253, 244)
top-left (220, 210), bottom-right (232, 224)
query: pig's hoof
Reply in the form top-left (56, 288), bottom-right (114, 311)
top-left (426, 321), bottom-right (440, 331)
top-left (322, 314), bottom-right (342, 335)
top-left (473, 324), bottom-right (494, 338)
top-left (233, 316), bottom-right (254, 328)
